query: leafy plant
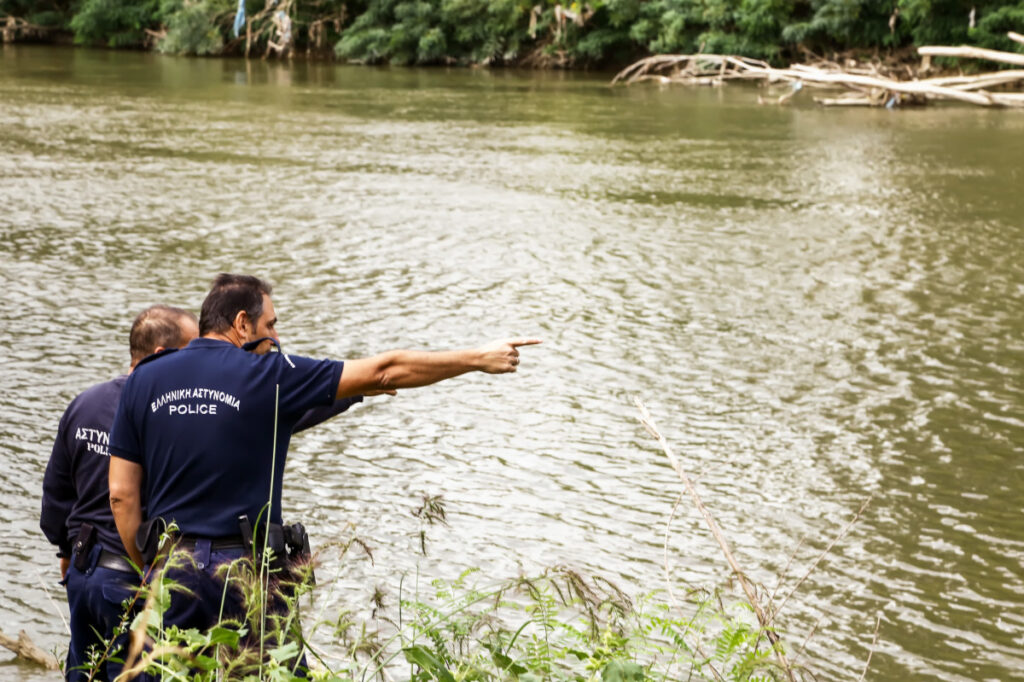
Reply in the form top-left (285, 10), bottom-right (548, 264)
top-left (69, 0), bottom-right (164, 47)
top-left (158, 0), bottom-right (231, 55)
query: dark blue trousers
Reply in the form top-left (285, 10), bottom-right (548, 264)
top-left (63, 544), bottom-right (138, 681)
top-left (136, 544), bottom-right (307, 679)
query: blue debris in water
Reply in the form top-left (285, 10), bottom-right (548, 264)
top-left (232, 0), bottom-right (246, 38)
top-left (885, 95), bottom-right (897, 109)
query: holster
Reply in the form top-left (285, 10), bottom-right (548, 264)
top-left (72, 523), bottom-right (97, 572)
top-left (282, 523), bottom-right (312, 562)
top-left (283, 522), bottom-right (314, 585)
top-left (135, 518), bottom-right (166, 565)
top-left (237, 516), bottom-right (314, 583)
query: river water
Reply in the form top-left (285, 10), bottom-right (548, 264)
top-left (1, 46), bottom-right (1022, 681)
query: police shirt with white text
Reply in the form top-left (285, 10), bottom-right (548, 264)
top-left (108, 338), bottom-right (343, 537)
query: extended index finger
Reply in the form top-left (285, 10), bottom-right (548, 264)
top-left (509, 338), bottom-right (543, 348)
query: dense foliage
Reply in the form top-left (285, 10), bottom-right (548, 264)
top-left (2, 0), bottom-right (1023, 66)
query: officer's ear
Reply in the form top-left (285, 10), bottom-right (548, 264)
top-left (232, 309), bottom-right (252, 337)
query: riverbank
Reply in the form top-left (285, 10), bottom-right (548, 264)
top-left (4, 0), bottom-right (1023, 70)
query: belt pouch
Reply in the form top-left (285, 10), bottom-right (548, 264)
top-left (72, 523), bottom-right (97, 572)
top-left (136, 518), bottom-right (164, 565)
top-left (193, 538), bottom-right (212, 570)
top-left (238, 515), bottom-right (254, 556)
top-left (266, 525), bottom-right (286, 556)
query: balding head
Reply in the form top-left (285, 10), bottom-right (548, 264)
top-left (129, 305), bottom-right (199, 368)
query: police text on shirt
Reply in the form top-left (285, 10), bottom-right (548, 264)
top-left (150, 387), bottom-right (242, 415)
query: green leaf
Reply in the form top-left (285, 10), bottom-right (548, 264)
top-left (403, 645), bottom-right (456, 682)
top-left (268, 640), bottom-right (301, 663)
top-left (488, 646), bottom-right (527, 675)
top-left (191, 654), bottom-right (220, 671)
top-left (206, 625), bottom-right (241, 648)
top-left (601, 660), bottom-right (645, 682)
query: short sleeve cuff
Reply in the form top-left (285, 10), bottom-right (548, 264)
top-left (109, 446), bottom-right (142, 463)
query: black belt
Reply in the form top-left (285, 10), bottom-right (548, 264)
top-left (173, 535), bottom-right (249, 552)
top-left (96, 549), bottom-right (136, 574)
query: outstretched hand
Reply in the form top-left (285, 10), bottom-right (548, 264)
top-left (478, 338), bottom-right (542, 374)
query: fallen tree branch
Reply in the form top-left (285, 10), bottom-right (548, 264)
top-left (918, 44), bottom-right (1024, 67)
top-left (0, 629), bottom-right (59, 670)
top-left (612, 44), bottom-right (1024, 108)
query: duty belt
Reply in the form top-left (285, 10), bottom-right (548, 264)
top-left (137, 516), bottom-right (312, 573)
top-left (70, 524), bottom-right (136, 574)
top-left (174, 536), bottom-right (249, 552)
top-left (96, 549), bottom-right (136, 574)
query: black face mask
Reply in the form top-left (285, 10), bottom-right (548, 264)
top-left (241, 337), bottom-right (282, 353)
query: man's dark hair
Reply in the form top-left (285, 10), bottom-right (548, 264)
top-left (129, 305), bottom-right (197, 365)
top-left (198, 273), bottom-right (273, 337)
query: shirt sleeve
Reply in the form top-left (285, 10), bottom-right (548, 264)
top-left (276, 356), bottom-right (345, 419)
top-left (108, 379), bottom-right (143, 463)
top-left (39, 409), bottom-right (75, 556)
top-left (292, 395), bottom-right (363, 434)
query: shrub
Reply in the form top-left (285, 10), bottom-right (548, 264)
top-left (69, 0), bottom-right (163, 47)
top-left (158, 0), bottom-right (229, 55)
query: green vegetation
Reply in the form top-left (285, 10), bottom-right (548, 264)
top-left (3, 0), bottom-right (1023, 66)
top-left (73, 535), bottom-right (805, 681)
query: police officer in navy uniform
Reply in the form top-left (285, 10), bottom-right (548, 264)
top-left (41, 302), bottom-right (370, 681)
top-left (107, 273), bottom-right (540, 668)
top-left (41, 305), bottom-right (199, 681)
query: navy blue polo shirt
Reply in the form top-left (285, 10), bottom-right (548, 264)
top-left (41, 376), bottom-right (130, 556)
top-left (108, 338), bottom-right (343, 537)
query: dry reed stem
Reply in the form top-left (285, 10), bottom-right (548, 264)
top-left (634, 397), bottom-right (797, 682)
top-left (661, 492), bottom-right (726, 682)
top-left (772, 537), bottom-right (808, 605)
top-left (793, 613), bottom-right (826, 664)
top-left (768, 495), bottom-right (872, 628)
top-left (857, 615), bottom-right (882, 682)
top-left (1011, 32), bottom-right (1024, 46)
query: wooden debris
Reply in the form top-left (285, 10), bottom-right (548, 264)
top-left (2, 15), bottom-right (54, 43)
top-left (918, 44), bottom-right (1024, 68)
top-left (0, 629), bottom-right (60, 670)
top-left (611, 34), bottom-right (1024, 108)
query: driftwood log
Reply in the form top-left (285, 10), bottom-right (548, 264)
top-left (918, 44), bottom-right (1024, 67)
top-left (0, 629), bottom-right (60, 670)
top-left (611, 34), bottom-right (1024, 108)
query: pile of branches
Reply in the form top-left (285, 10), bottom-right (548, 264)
top-left (1, 15), bottom-right (56, 43)
top-left (612, 32), bottom-right (1024, 108)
